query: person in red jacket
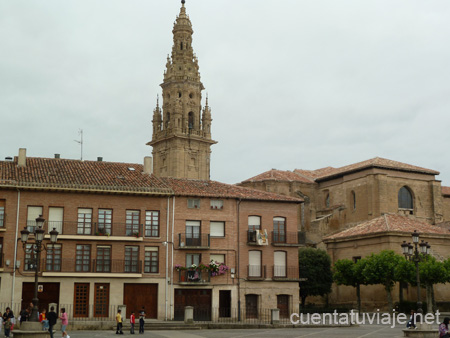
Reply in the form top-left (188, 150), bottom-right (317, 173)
top-left (130, 311), bottom-right (135, 334)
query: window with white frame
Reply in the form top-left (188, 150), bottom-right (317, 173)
top-left (48, 207), bottom-right (64, 234)
top-left (210, 221), bottom-right (225, 237)
top-left (27, 206), bottom-right (43, 232)
top-left (248, 216), bottom-right (261, 231)
top-left (0, 199), bottom-right (5, 227)
top-left (274, 251), bottom-right (287, 277)
top-left (187, 199), bottom-right (200, 209)
top-left (248, 250), bottom-right (262, 277)
top-left (210, 254), bottom-right (225, 264)
top-left (210, 200), bottom-right (223, 209)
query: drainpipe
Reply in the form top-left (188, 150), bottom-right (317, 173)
top-left (165, 196), bottom-right (170, 320)
top-left (12, 188), bottom-right (21, 306)
top-left (170, 196), bottom-right (175, 320)
top-left (237, 198), bottom-right (241, 321)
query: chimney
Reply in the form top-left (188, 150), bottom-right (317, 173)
top-left (143, 156), bottom-right (153, 175)
top-left (97, 157), bottom-right (103, 162)
top-left (18, 148), bottom-right (26, 167)
top-left (54, 154), bottom-right (60, 159)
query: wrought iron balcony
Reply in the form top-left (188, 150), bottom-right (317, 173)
top-left (247, 265), bottom-right (266, 280)
top-left (41, 258), bottom-right (143, 274)
top-left (177, 233), bottom-right (210, 249)
top-left (178, 270), bottom-right (210, 284)
top-left (272, 266), bottom-right (300, 281)
top-left (26, 221), bottom-right (144, 238)
top-left (271, 231), bottom-right (306, 246)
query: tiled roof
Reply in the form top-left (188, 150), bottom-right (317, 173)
top-left (442, 186), bottom-right (450, 196)
top-left (0, 157), bottom-right (302, 202)
top-left (240, 169), bottom-right (314, 184)
top-left (0, 157), bottom-right (172, 194)
top-left (159, 177), bottom-right (303, 202)
top-left (324, 214), bottom-right (450, 240)
top-left (293, 167), bottom-right (336, 180)
top-left (315, 157), bottom-right (439, 181)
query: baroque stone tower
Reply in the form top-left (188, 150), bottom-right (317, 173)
top-left (147, 1), bottom-right (217, 180)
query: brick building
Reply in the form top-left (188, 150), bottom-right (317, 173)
top-left (0, 150), bottom-right (302, 320)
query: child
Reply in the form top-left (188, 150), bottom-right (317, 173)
top-left (4, 317), bottom-right (11, 338)
top-left (130, 311), bottom-right (135, 334)
top-left (39, 308), bottom-right (49, 331)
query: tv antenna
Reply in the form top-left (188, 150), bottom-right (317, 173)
top-left (74, 129), bottom-right (83, 160)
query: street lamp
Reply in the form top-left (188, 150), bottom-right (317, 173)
top-left (20, 215), bottom-right (59, 322)
top-left (400, 231), bottom-right (430, 315)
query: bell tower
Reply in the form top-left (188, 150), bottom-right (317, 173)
top-left (147, 0), bottom-right (217, 180)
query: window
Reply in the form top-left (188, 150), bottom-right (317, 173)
top-left (48, 207), bottom-right (63, 234)
top-left (27, 206), bottom-right (43, 232)
top-left (210, 200), bottom-right (223, 209)
top-left (188, 112), bottom-right (194, 129)
top-left (210, 221), bottom-right (225, 237)
top-left (46, 244), bottom-right (61, 272)
top-left (76, 245), bottom-right (91, 272)
top-left (77, 209), bottom-right (92, 235)
top-left (325, 194), bottom-right (330, 208)
top-left (353, 256), bottom-right (361, 263)
top-left (145, 211), bottom-right (159, 237)
top-left (351, 191), bottom-right (356, 210)
top-left (126, 210), bottom-right (140, 236)
top-left (273, 217), bottom-right (286, 243)
top-left (248, 216), bottom-right (261, 231)
top-left (0, 200), bottom-right (5, 227)
top-left (187, 199), bottom-right (200, 209)
top-left (210, 254), bottom-right (225, 264)
top-left (98, 209), bottom-right (112, 235)
top-left (398, 186), bottom-right (413, 210)
top-left (96, 246), bottom-right (111, 272)
top-left (186, 253), bottom-right (201, 267)
top-left (248, 251), bottom-right (262, 277)
top-left (186, 220), bottom-right (201, 246)
top-left (274, 251), bottom-right (287, 277)
top-left (0, 238), bottom-right (3, 267)
top-left (24, 244), bottom-right (36, 271)
top-left (125, 246), bottom-right (139, 273)
top-left (144, 247), bottom-right (159, 273)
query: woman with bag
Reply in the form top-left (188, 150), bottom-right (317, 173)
top-left (440, 317), bottom-right (450, 338)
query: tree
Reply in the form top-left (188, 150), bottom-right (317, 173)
top-left (298, 248), bottom-right (333, 307)
top-left (362, 250), bottom-right (404, 312)
top-left (333, 258), bottom-right (367, 312)
top-left (419, 256), bottom-right (448, 313)
top-left (394, 258), bottom-right (415, 304)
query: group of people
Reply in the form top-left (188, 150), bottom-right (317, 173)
top-left (116, 307), bottom-right (146, 334)
top-left (406, 309), bottom-right (449, 338)
top-left (17, 303), bottom-right (69, 338)
top-left (1, 307), bottom-right (15, 337)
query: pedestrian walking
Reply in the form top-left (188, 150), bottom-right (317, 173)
top-left (139, 306), bottom-right (146, 334)
top-left (47, 306), bottom-right (58, 338)
top-left (115, 309), bottom-right (123, 334)
top-left (130, 311), bottom-right (135, 334)
top-left (59, 307), bottom-right (68, 338)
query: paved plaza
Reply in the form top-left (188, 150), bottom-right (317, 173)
top-left (61, 324), bottom-right (412, 338)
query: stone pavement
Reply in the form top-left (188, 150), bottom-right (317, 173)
top-left (55, 324), bottom-right (411, 337)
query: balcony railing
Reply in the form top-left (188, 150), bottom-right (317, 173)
top-left (41, 258), bottom-right (143, 274)
top-left (177, 270), bottom-right (210, 284)
top-left (178, 233), bottom-right (210, 249)
top-left (247, 265), bottom-right (266, 280)
top-left (271, 231), bottom-right (306, 246)
top-left (272, 266), bottom-right (300, 281)
top-left (26, 221), bottom-right (144, 238)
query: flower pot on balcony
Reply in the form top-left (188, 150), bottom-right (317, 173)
top-left (180, 275), bottom-right (186, 282)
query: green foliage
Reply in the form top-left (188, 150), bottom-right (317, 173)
top-left (443, 259), bottom-right (450, 283)
top-left (333, 258), bottom-right (367, 287)
top-left (394, 258), bottom-right (415, 285)
top-left (362, 250), bottom-right (404, 290)
top-left (419, 256), bottom-right (448, 286)
top-left (298, 248), bottom-right (333, 305)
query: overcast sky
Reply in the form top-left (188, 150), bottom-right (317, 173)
top-left (1, 0), bottom-right (450, 185)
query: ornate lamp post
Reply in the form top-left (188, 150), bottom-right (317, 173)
top-left (401, 230), bottom-right (429, 315)
top-left (20, 215), bottom-right (59, 322)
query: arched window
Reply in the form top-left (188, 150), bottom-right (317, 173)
top-left (398, 186), bottom-right (413, 210)
top-left (351, 191), bottom-right (356, 210)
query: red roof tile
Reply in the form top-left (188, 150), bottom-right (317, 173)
top-left (324, 214), bottom-right (450, 240)
top-left (294, 167), bottom-right (336, 180)
top-left (0, 157), bottom-right (171, 194)
top-left (442, 186), bottom-right (450, 196)
top-left (159, 177), bottom-right (303, 202)
top-left (240, 169), bottom-right (314, 184)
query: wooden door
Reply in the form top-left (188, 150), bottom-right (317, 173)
top-left (22, 282), bottom-right (60, 313)
top-left (94, 283), bottom-right (109, 318)
top-left (219, 290), bottom-right (231, 318)
top-left (277, 294), bottom-right (290, 318)
top-left (174, 289), bottom-right (212, 321)
top-left (123, 284), bottom-right (158, 319)
top-left (245, 294), bottom-right (258, 319)
top-left (74, 283), bottom-right (89, 317)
